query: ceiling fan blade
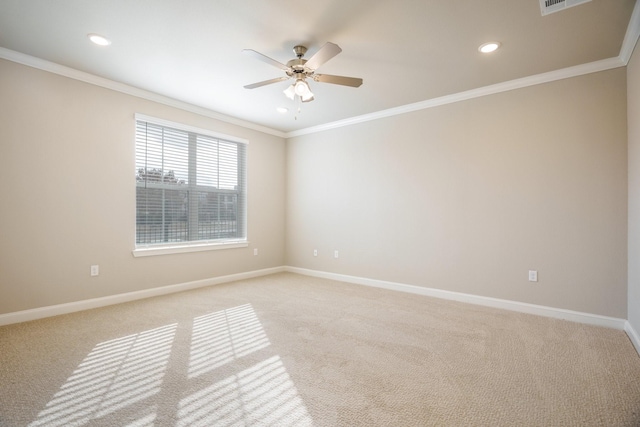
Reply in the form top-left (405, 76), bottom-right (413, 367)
top-left (304, 42), bottom-right (342, 71)
top-left (242, 49), bottom-right (290, 71)
top-left (314, 74), bottom-right (363, 88)
top-left (244, 76), bottom-right (289, 89)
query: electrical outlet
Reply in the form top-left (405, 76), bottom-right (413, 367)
top-left (334, 250), bottom-right (339, 259)
top-left (90, 265), bottom-right (99, 277)
top-left (528, 270), bottom-right (538, 282)
top-left (254, 248), bottom-right (258, 256)
top-left (313, 249), bottom-right (318, 257)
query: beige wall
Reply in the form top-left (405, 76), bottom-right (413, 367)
top-left (629, 41), bottom-right (640, 331)
top-left (0, 59), bottom-right (286, 314)
top-left (0, 56), bottom-right (631, 320)
top-left (287, 68), bottom-right (628, 318)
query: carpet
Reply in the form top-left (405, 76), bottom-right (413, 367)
top-left (1, 272), bottom-right (639, 426)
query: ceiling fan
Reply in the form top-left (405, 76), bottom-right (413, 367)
top-left (242, 42), bottom-right (363, 103)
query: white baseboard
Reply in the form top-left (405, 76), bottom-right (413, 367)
top-left (3, 265), bottom-right (634, 351)
top-left (285, 266), bottom-right (627, 331)
top-left (0, 266), bottom-right (285, 326)
top-left (624, 321), bottom-right (640, 355)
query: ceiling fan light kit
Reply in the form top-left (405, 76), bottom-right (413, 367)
top-left (243, 42), bottom-right (363, 108)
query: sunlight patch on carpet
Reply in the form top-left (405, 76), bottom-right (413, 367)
top-left (188, 303), bottom-right (271, 378)
top-left (178, 355), bottom-right (313, 427)
top-left (25, 304), bottom-right (313, 426)
top-left (27, 324), bottom-right (176, 427)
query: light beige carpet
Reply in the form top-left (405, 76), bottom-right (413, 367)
top-left (1, 272), bottom-right (639, 426)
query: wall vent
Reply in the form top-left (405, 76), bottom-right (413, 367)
top-left (539, 0), bottom-right (591, 16)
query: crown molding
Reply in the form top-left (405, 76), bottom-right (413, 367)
top-left (285, 56), bottom-right (625, 138)
top-left (619, 0), bottom-right (640, 65)
top-left (0, 47), bottom-right (286, 139)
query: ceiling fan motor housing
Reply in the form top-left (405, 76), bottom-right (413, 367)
top-left (287, 46), bottom-right (309, 76)
top-left (286, 59), bottom-right (309, 76)
top-left (293, 45), bottom-right (308, 58)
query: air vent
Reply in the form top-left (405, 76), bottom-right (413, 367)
top-left (539, 0), bottom-right (591, 15)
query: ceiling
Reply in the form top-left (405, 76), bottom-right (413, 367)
top-left (0, 0), bottom-right (637, 134)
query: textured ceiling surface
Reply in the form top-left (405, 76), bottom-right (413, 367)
top-left (0, 0), bottom-right (636, 133)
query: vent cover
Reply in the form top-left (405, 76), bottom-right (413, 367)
top-left (539, 0), bottom-right (591, 15)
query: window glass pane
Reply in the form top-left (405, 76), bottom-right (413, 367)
top-left (161, 127), bottom-right (189, 185)
top-left (136, 186), bottom-right (163, 243)
top-left (218, 141), bottom-right (238, 190)
top-left (196, 135), bottom-right (219, 188)
top-left (197, 191), bottom-right (238, 239)
top-left (136, 187), bottom-right (189, 244)
top-left (136, 123), bottom-right (189, 185)
top-left (136, 123), bottom-right (163, 176)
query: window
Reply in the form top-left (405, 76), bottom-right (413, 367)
top-left (134, 114), bottom-right (247, 255)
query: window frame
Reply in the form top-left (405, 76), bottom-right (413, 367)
top-left (132, 114), bottom-right (249, 257)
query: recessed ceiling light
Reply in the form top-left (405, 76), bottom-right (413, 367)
top-left (276, 107), bottom-right (288, 114)
top-left (88, 33), bottom-right (111, 46)
top-left (478, 42), bottom-right (500, 53)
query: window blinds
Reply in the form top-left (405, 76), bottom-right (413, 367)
top-left (135, 116), bottom-right (247, 247)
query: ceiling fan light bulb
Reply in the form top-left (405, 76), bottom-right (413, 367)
top-left (294, 80), bottom-right (310, 96)
top-left (284, 84), bottom-right (296, 100)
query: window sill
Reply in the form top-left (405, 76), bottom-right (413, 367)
top-left (132, 240), bottom-right (248, 257)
